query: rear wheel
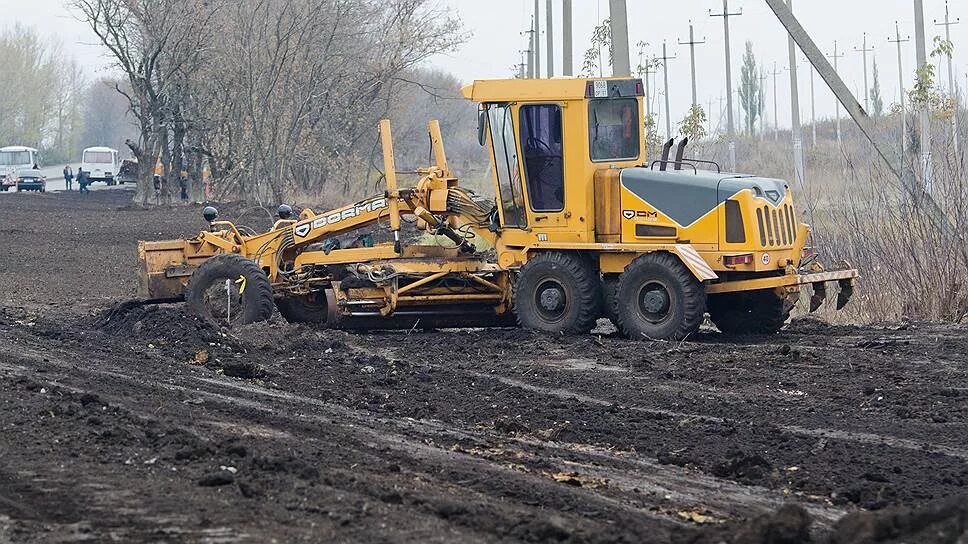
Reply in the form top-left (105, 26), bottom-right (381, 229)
top-left (186, 254), bottom-right (274, 327)
top-left (513, 252), bottom-right (601, 334)
top-left (613, 252), bottom-right (706, 341)
top-left (601, 274), bottom-right (620, 324)
top-left (708, 289), bottom-right (791, 335)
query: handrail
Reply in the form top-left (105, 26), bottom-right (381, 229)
top-left (649, 160), bottom-right (698, 174)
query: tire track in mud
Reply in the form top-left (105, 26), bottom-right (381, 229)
top-left (0, 343), bottom-right (846, 535)
top-left (458, 370), bottom-right (968, 462)
top-left (0, 347), bottom-right (693, 542)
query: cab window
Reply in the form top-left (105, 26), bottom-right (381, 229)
top-left (589, 98), bottom-right (639, 162)
top-left (487, 105), bottom-right (527, 227)
top-left (519, 104), bottom-right (564, 212)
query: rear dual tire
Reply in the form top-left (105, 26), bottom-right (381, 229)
top-left (611, 252), bottom-right (706, 341)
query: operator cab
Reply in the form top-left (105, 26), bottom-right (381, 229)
top-left (463, 78), bottom-right (645, 244)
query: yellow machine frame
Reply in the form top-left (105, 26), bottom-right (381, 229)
top-left (139, 77), bottom-right (856, 334)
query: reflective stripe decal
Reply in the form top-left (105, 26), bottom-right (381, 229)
top-left (675, 245), bottom-right (718, 281)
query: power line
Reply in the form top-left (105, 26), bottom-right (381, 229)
top-left (827, 41), bottom-right (845, 147)
top-left (657, 41), bottom-right (678, 139)
top-left (636, 42), bottom-right (658, 119)
top-left (710, 0), bottom-right (742, 171)
top-left (678, 21), bottom-right (706, 108)
top-left (854, 32), bottom-right (875, 112)
top-left (935, 0), bottom-right (960, 161)
top-left (769, 62), bottom-right (783, 142)
top-left (888, 21), bottom-right (911, 158)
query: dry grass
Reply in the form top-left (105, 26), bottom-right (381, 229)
top-left (697, 116), bottom-right (968, 324)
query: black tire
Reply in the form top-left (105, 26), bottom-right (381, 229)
top-left (513, 252), bottom-right (601, 334)
top-left (708, 289), bottom-right (791, 335)
top-left (276, 292), bottom-right (330, 324)
top-left (186, 254), bottom-right (274, 326)
top-left (612, 252), bottom-right (706, 341)
top-left (601, 274), bottom-right (620, 324)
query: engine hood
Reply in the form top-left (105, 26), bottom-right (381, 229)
top-left (619, 168), bottom-right (790, 227)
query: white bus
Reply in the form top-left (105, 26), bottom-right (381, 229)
top-left (0, 146), bottom-right (40, 179)
top-left (81, 147), bottom-right (120, 185)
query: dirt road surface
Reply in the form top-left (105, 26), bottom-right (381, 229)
top-left (1, 191), bottom-right (965, 543)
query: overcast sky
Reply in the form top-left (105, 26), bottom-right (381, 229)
top-left (5, 0), bottom-right (966, 136)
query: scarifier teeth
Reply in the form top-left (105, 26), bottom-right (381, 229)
top-left (836, 280), bottom-right (854, 311)
top-left (810, 282), bottom-right (827, 313)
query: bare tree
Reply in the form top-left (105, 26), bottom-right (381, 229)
top-left (73, 0), bottom-right (221, 204)
top-left (75, 0), bottom-right (464, 206)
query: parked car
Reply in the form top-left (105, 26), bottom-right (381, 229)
top-left (1, 168), bottom-right (47, 192)
top-left (81, 147), bottom-right (120, 185)
top-left (118, 158), bottom-right (138, 184)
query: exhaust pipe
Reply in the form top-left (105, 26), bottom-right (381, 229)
top-left (659, 139), bottom-right (674, 171)
top-left (674, 137), bottom-right (689, 171)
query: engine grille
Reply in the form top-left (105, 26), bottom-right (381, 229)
top-left (755, 204), bottom-right (796, 248)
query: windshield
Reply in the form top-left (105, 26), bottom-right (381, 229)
top-left (0, 151), bottom-right (32, 166)
top-left (589, 99), bottom-right (640, 162)
top-left (84, 151), bottom-right (114, 164)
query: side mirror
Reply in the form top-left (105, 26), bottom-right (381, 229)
top-left (477, 109), bottom-right (487, 147)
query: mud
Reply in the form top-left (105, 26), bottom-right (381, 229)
top-left (0, 191), bottom-right (966, 543)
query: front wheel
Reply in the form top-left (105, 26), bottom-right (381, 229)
top-left (513, 252), bottom-right (601, 334)
top-left (186, 254), bottom-right (274, 327)
top-left (612, 252), bottom-right (706, 341)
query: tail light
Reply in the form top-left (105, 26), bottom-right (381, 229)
top-left (723, 254), bottom-right (754, 266)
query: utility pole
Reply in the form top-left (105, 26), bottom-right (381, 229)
top-left (609, 0), bottom-right (631, 77)
top-left (770, 62), bottom-right (782, 141)
top-left (915, 0), bottom-right (933, 193)
top-left (759, 69), bottom-right (769, 141)
top-left (534, 0), bottom-right (541, 78)
top-left (637, 42), bottom-right (658, 119)
top-left (935, 0), bottom-right (960, 159)
top-left (854, 32), bottom-right (874, 112)
top-left (517, 50), bottom-right (528, 79)
top-left (678, 21), bottom-right (707, 107)
top-left (710, 0), bottom-right (742, 171)
top-left (658, 41), bottom-right (678, 139)
top-left (827, 41), bottom-right (845, 147)
top-left (764, 0), bottom-right (947, 229)
top-left (808, 58), bottom-right (817, 147)
top-left (524, 19), bottom-right (535, 78)
top-left (888, 22), bottom-right (910, 158)
top-left (786, 0), bottom-right (805, 187)
top-left (562, 0), bottom-right (573, 76)
top-left (546, 0), bottom-right (554, 78)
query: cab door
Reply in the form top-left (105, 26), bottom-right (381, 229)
top-left (487, 104), bottom-right (528, 230)
top-left (518, 104), bottom-right (567, 228)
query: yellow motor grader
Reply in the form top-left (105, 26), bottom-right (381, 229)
top-left (138, 77), bottom-right (857, 340)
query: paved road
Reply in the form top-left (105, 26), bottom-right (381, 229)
top-left (1, 163), bottom-right (133, 194)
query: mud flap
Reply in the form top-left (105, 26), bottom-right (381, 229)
top-left (836, 279), bottom-right (854, 310)
top-left (809, 282), bottom-right (827, 313)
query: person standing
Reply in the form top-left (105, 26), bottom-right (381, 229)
top-left (63, 165), bottom-right (74, 191)
top-left (179, 174), bottom-right (189, 201)
top-left (77, 168), bottom-right (90, 194)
